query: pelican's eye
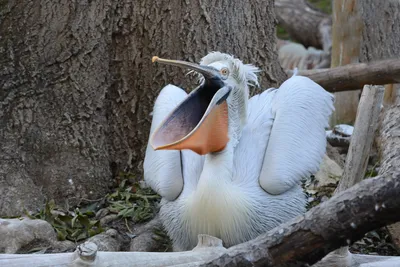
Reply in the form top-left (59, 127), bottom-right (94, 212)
top-left (220, 68), bottom-right (229, 79)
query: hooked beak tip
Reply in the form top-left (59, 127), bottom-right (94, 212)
top-left (149, 136), bottom-right (158, 151)
top-left (151, 144), bottom-right (160, 151)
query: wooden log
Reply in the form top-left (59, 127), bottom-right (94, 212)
top-left (335, 85), bottom-right (385, 192)
top-left (286, 59), bottom-right (400, 93)
top-left (314, 85), bottom-right (385, 267)
top-left (2, 173), bottom-right (400, 267)
top-left (0, 235), bottom-right (228, 267)
top-left (377, 102), bottom-right (400, 250)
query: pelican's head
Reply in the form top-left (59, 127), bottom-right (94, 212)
top-left (150, 52), bottom-right (260, 155)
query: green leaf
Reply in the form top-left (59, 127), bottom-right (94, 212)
top-left (76, 231), bottom-right (88, 241)
top-left (119, 179), bottom-right (127, 189)
top-left (79, 215), bottom-right (91, 228)
top-left (90, 220), bottom-right (100, 227)
top-left (71, 215), bottom-right (79, 228)
top-left (369, 231), bottom-right (381, 240)
top-left (80, 202), bottom-right (99, 214)
top-left (23, 209), bottom-right (35, 219)
top-left (58, 214), bottom-right (73, 223)
top-left (56, 228), bottom-right (67, 241)
top-left (71, 229), bottom-right (83, 238)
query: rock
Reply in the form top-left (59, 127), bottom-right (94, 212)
top-left (100, 214), bottom-right (119, 225)
top-left (333, 124), bottom-right (354, 137)
top-left (311, 154), bottom-right (343, 189)
top-left (86, 229), bottom-right (122, 251)
top-left (387, 222), bottom-right (400, 250)
top-left (0, 217), bottom-right (74, 253)
top-left (73, 242), bottom-right (98, 263)
top-left (326, 130), bottom-right (351, 148)
top-left (95, 208), bottom-right (110, 220)
top-left (326, 124), bottom-right (354, 148)
top-left (320, 196), bottom-right (330, 202)
top-left (326, 143), bottom-right (345, 168)
top-left (130, 216), bottom-right (165, 252)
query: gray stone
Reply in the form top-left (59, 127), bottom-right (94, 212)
top-left (0, 217), bottom-right (74, 253)
top-left (86, 228), bottom-right (122, 251)
top-left (327, 130), bottom-right (351, 148)
top-left (130, 217), bottom-right (165, 252)
top-left (315, 154), bottom-right (343, 187)
top-left (99, 214), bottom-right (119, 225)
top-left (306, 154), bottom-right (343, 191)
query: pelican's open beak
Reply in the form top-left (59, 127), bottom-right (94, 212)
top-left (150, 56), bottom-right (231, 155)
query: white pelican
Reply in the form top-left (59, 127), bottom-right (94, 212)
top-left (144, 52), bottom-right (334, 251)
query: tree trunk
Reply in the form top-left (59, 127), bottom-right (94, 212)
top-left (329, 0), bottom-right (363, 126)
top-left (275, 0), bottom-right (332, 52)
top-left (0, 1), bottom-right (286, 216)
top-left (358, 0), bottom-right (400, 250)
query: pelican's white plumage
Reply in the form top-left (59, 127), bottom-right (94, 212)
top-left (144, 52), bottom-right (334, 251)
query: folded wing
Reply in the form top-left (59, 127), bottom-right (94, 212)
top-left (234, 75), bottom-right (334, 195)
top-left (260, 75), bottom-right (334, 194)
top-left (143, 85), bottom-right (188, 201)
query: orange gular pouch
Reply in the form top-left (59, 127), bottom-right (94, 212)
top-left (150, 77), bottom-right (231, 155)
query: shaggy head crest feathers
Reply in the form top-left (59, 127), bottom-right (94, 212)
top-left (186, 52), bottom-right (261, 87)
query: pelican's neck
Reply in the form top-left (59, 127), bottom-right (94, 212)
top-left (198, 143), bottom-right (234, 190)
top-left (226, 84), bottom-right (248, 148)
top-left (197, 85), bottom-right (247, 189)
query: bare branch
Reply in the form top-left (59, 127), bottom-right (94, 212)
top-left (286, 59), bottom-right (400, 92)
top-left (335, 85), bottom-right (384, 192)
top-left (315, 85), bottom-right (385, 266)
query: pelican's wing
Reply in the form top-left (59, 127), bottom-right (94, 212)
top-left (235, 75), bottom-right (334, 195)
top-left (143, 85), bottom-right (191, 201)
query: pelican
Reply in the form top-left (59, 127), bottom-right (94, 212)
top-left (144, 52), bottom-right (334, 251)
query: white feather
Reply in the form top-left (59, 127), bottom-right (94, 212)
top-left (259, 76), bottom-right (334, 194)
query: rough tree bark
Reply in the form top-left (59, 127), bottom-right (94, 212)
top-left (377, 102), bottom-right (400, 250)
top-left (358, 0), bottom-right (400, 106)
top-left (275, 0), bottom-right (332, 52)
top-left (0, 0), bottom-right (287, 216)
top-left (358, 0), bottom-right (400, 250)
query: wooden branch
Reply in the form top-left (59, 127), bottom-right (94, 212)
top-left (377, 101), bottom-right (400, 250)
top-left (335, 85), bottom-right (384, 192)
top-left (317, 85), bottom-right (385, 266)
top-left (0, 235), bottom-right (228, 267)
top-left (286, 59), bottom-right (400, 92)
top-left (2, 173), bottom-right (400, 267)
